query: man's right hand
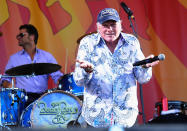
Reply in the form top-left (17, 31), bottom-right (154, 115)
top-left (76, 60), bottom-right (94, 73)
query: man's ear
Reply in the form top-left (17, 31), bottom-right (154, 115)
top-left (29, 34), bottom-right (35, 42)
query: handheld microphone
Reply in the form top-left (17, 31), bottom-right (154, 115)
top-left (120, 2), bottom-right (134, 18)
top-left (133, 54), bottom-right (165, 66)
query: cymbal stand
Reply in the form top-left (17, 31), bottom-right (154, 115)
top-left (10, 77), bottom-right (22, 127)
top-left (72, 106), bottom-right (82, 127)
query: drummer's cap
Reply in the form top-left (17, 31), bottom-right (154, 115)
top-left (97, 8), bottom-right (120, 24)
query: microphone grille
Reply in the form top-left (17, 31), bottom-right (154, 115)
top-left (158, 54), bottom-right (165, 61)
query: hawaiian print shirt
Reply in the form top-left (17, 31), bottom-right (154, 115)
top-left (73, 32), bottom-right (152, 128)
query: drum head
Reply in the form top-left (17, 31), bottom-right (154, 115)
top-left (30, 90), bottom-right (83, 128)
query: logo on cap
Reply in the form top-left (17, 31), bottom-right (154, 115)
top-left (97, 8), bottom-right (120, 24)
top-left (100, 9), bottom-right (117, 17)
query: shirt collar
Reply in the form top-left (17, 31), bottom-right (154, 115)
top-left (120, 32), bottom-right (130, 44)
top-left (96, 33), bottom-right (103, 45)
top-left (19, 48), bottom-right (39, 55)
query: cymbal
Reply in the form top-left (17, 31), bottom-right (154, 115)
top-left (5, 63), bottom-right (61, 76)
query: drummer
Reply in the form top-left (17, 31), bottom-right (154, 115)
top-left (0, 24), bottom-right (63, 107)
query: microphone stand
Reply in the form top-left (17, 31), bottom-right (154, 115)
top-left (139, 83), bottom-right (146, 124)
top-left (128, 15), bottom-right (138, 38)
top-left (127, 15), bottom-right (146, 124)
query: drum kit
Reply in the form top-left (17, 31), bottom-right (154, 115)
top-left (0, 63), bottom-right (85, 129)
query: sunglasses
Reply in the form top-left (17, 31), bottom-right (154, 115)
top-left (16, 33), bottom-right (27, 38)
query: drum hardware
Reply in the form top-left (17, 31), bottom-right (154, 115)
top-left (45, 88), bottom-right (58, 93)
top-left (0, 124), bottom-right (11, 131)
top-left (72, 105), bottom-right (82, 127)
top-left (10, 115), bottom-right (13, 121)
top-left (58, 84), bottom-right (62, 89)
top-left (10, 78), bottom-right (23, 127)
top-left (21, 92), bottom-right (25, 99)
top-left (2, 113), bottom-right (7, 120)
top-left (67, 121), bottom-right (81, 128)
top-left (47, 90), bottom-right (53, 93)
top-left (25, 95), bottom-right (28, 102)
top-left (10, 90), bottom-right (25, 106)
top-left (67, 105), bottom-right (83, 128)
top-left (68, 76), bottom-right (73, 90)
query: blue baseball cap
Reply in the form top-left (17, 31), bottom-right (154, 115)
top-left (97, 8), bottom-right (120, 24)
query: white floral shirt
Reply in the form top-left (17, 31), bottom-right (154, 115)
top-left (73, 32), bottom-right (152, 128)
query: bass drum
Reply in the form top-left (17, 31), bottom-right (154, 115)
top-left (20, 90), bottom-right (86, 128)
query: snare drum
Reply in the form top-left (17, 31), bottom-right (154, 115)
top-left (59, 74), bottom-right (84, 100)
top-left (20, 90), bottom-right (86, 128)
top-left (0, 88), bottom-right (26, 126)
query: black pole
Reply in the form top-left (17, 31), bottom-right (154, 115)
top-left (128, 13), bottom-right (146, 124)
top-left (139, 84), bottom-right (146, 124)
top-left (128, 15), bottom-right (138, 38)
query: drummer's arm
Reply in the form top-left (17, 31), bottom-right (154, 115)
top-left (47, 54), bottom-right (64, 85)
top-left (1, 80), bottom-right (11, 88)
